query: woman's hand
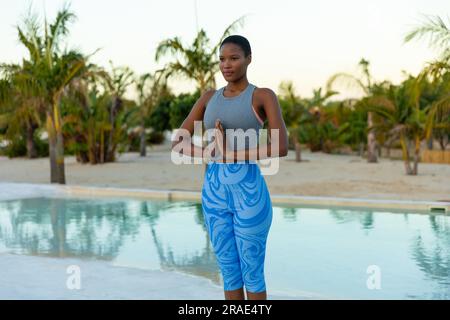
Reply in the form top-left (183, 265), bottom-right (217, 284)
top-left (203, 140), bottom-right (216, 163)
top-left (213, 119), bottom-right (240, 163)
top-left (214, 119), bottom-right (227, 161)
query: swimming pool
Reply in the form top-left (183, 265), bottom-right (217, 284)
top-left (0, 196), bottom-right (449, 299)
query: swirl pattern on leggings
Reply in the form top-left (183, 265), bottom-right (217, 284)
top-left (201, 162), bottom-right (273, 293)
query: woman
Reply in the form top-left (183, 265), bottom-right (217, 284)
top-left (172, 35), bottom-right (288, 300)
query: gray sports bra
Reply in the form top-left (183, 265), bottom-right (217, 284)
top-left (203, 83), bottom-right (264, 162)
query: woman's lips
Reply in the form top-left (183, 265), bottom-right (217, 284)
top-left (223, 71), bottom-right (233, 76)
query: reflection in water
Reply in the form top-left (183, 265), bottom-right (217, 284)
top-left (0, 198), bottom-right (139, 259)
top-left (0, 197), bottom-right (221, 286)
top-left (410, 215), bottom-right (450, 299)
top-left (329, 208), bottom-right (375, 230)
top-left (280, 207), bottom-right (298, 222)
top-left (145, 201), bottom-right (220, 285)
top-left (0, 197), bottom-right (449, 299)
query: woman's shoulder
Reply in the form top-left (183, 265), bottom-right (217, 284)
top-left (199, 88), bottom-right (218, 110)
top-left (203, 88), bottom-right (217, 97)
top-left (200, 88), bottom-right (218, 102)
top-left (253, 86), bottom-right (278, 104)
top-left (254, 85), bottom-right (276, 96)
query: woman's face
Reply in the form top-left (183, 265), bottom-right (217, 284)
top-left (219, 43), bottom-right (251, 81)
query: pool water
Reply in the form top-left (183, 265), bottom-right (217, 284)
top-left (0, 197), bottom-right (449, 299)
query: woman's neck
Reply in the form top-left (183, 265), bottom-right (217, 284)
top-left (225, 78), bottom-right (249, 94)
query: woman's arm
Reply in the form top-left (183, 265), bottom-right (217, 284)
top-left (215, 88), bottom-right (288, 162)
top-left (171, 89), bottom-right (216, 159)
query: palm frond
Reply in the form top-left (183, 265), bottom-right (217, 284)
top-left (48, 3), bottom-right (76, 53)
top-left (326, 73), bottom-right (368, 96)
top-left (211, 15), bottom-right (248, 54)
top-left (404, 14), bottom-right (450, 50)
top-left (424, 92), bottom-right (450, 139)
top-left (155, 37), bottom-right (185, 62)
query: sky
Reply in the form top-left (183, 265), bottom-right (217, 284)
top-left (0, 0), bottom-right (449, 100)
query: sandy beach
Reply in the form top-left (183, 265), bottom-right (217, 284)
top-left (1, 140), bottom-right (449, 202)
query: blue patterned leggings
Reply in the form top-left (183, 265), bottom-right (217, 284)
top-left (201, 162), bottom-right (273, 293)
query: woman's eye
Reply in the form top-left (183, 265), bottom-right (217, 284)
top-left (219, 57), bottom-right (238, 62)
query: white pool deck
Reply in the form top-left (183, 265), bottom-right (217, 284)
top-left (0, 182), bottom-right (449, 300)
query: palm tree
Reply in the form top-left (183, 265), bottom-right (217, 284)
top-left (302, 88), bottom-right (339, 153)
top-left (62, 63), bottom-right (139, 164)
top-left (101, 61), bottom-right (134, 162)
top-left (0, 64), bottom-right (44, 158)
top-left (62, 65), bottom-right (111, 164)
top-left (16, 5), bottom-right (87, 183)
top-left (327, 58), bottom-right (379, 162)
top-left (405, 15), bottom-right (450, 151)
top-left (154, 16), bottom-right (247, 94)
top-left (278, 81), bottom-right (305, 161)
top-left (415, 60), bottom-right (450, 151)
top-left (135, 70), bottom-right (168, 157)
top-left (365, 78), bottom-right (427, 175)
top-left (338, 99), bottom-right (368, 156)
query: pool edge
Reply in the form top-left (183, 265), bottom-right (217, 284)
top-left (1, 182), bottom-right (449, 214)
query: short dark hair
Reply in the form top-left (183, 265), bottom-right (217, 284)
top-left (220, 35), bottom-right (252, 57)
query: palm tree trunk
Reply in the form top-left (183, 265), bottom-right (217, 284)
top-left (100, 127), bottom-right (105, 164)
top-left (47, 112), bottom-right (58, 183)
top-left (413, 135), bottom-right (421, 175)
top-left (293, 134), bottom-right (301, 162)
top-left (53, 99), bottom-right (66, 184)
top-left (438, 135), bottom-right (447, 150)
top-left (359, 142), bottom-right (365, 157)
top-left (107, 96), bottom-right (119, 162)
top-left (199, 77), bottom-right (206, 95)
top-left (55, 129), bottom-right (66, 184)
top-left (140, 123), bottom-right (146, 157)
top-left (367, 112), bottom-right (378, 163)
top-left (399, 133), bottom-right (413, 175)
top-left (26, 124), bottom-right (37, 159)
top-left (295, 142), bottom-right (301, 162)
top-left (88, 123), bottom-right (96, 164)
